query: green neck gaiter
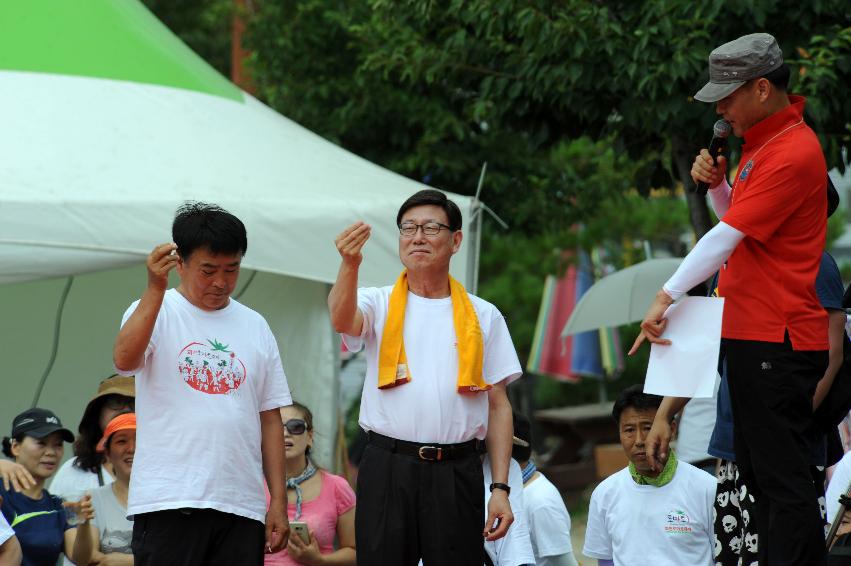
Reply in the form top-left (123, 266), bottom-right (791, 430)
top-left (629, 448), bottom-right (678, 487)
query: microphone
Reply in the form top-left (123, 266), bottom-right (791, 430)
top-left (695, 119), bottom-right (731, 196)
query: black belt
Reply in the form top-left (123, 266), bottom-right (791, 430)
top-left (367, 431), bottom-right (484, 462)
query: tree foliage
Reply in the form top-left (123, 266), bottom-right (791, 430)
top-left (148, 1), bottom-right (850, 406)
top-left (142, 0), bottom-right (233, 77)
top-left (245, 1), bottom-right (850, 239)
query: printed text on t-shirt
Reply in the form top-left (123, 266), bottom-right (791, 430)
top-left (177, 339), bottom-right (247, 394)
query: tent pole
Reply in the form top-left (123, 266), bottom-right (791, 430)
top-left (31, 276), bottom-right (74, 407)
top-left (467, 163), bottom-right (488, 294)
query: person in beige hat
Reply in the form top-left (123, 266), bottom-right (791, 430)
top-left (48, 376), bottom-right (135, 499)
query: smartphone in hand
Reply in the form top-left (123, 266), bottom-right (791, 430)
top-left (290, 521), bottom-right (310, 544)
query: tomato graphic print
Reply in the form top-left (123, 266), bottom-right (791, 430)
top-left (177, 339), bottom-right (246, 394)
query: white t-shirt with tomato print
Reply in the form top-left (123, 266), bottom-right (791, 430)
top-left (117, 289), bottom-right (292, 523)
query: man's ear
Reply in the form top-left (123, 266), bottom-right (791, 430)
top-left (451, 230), bottom-right (463, 254)
top-left (756, 77), bottom-right (772, 102)
top-left (670, 416), bottom-right (679, 439)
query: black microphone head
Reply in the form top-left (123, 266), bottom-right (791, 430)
top-left (713, 119), bottom-right (731, 138)
top-left (828, 175), bottom-right (839, 218)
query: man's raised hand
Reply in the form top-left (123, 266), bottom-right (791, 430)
top-left (335, 222), bottom-right (371, 268)
top-left (690, 149), bottom-right (727, 190)
top-left (147, 243), bottom-right (178, 291)
top-left (628, 290), bottom-right (674, 355)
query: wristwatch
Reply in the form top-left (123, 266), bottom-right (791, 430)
top-left (489, 482), bottom-right (511, 495)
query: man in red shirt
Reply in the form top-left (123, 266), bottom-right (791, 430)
top-left (630, 33), bottom-right (828, 565)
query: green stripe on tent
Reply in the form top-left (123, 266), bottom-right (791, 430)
top-left (0, 0), bottom-right (242, 102)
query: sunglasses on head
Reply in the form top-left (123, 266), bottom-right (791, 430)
top-left (283, 419), bottom-right (307, 435)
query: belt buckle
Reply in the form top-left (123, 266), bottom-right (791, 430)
top-left (418, 446), bottom-right (442, 461)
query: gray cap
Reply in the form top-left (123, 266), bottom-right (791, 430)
top-left (694, 33), bottom-right (783, 103)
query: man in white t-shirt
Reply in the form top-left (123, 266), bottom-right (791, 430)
top-left (329, 189), bottom-right (522, 565)
top-left (113, 202), bottom-right (292, 566)
top-left (511, 413), bottom-right (578, 566)
top-left (0, 506), bottom-right (21, 566)
top-left (583, 385), bottom-right (715, 566)
top-left (483, 456), bottom-right (535, 566)
top-left (826, 450), bottom-right (851, 534)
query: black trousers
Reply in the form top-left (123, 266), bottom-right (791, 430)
top-left (355, 442), bottom-right (485, 566)
top-left (131, 508), bottom-right (265, 566)
top-left (726, 335), bottom-right (828, 566)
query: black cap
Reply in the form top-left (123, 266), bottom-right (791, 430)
top-left (512, 412), bottom-right (532, 462)
top-left (11, 408), bottom-right (74, 442)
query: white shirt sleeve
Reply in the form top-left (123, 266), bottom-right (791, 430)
top-left (341, 287), bottom-right (380, 352)
top-left (582, 487), bottom-right (613, 560)
top-left (662, 221), bottom-right (745, 300)
top-left (708, 178), bottom-right (732, 218)
top-left (482, 306), bottom-right (522, 386)
top-left (115, 298), bottom-right (164, 376)
top-left (827, 453), bottom-right (851, 523)
top-left (259, 323), bottom-right (292, 412)
top-left (0, 512), bottom-right (14, 546)
top-left (528, 493), bottom-right (573, 557)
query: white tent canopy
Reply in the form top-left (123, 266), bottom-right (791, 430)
top-left (0, 1), bottom-right (476, 467)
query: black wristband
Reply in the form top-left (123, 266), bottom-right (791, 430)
top-left (489, 482), bottom-right (510, 495)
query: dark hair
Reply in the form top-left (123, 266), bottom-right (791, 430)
top-left (612, 384), bottom-right (663, 424)
top-left (290, 401), bottom-right (314, 457)
top-left (396, 189), bottom-right (462, 232)
top-left (762, 63), bottom-right (790, 91)
top-left (73, 394), bottom-right (133, 473)
top-left (512, 411), bottom-right (532, 463)
top-left (172, 202), bottom-right (247, 262)
top-left (2, 434), bottom-right (24, 458)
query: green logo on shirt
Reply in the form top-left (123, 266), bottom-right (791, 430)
top-left (10, 510), bottom-right (58, 528)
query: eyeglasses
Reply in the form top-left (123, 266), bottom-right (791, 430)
top-left (398, 221), bottom-right (451, 237)
top-left (283, 419), bottom-right (308, 435)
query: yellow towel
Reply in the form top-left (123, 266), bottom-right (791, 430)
top-left (378, 270), bottom-right (489, 393)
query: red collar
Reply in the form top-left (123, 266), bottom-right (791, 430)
top-left (742, 95), bottom-right (806, 149)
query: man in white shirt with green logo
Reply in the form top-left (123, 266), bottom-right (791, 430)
top-left (583, 385), bottom-right (714, 565)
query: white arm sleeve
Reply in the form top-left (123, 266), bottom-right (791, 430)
top-left (708, 177), bottom-right (732, 217)
top-left (662, 221), bottom-right (745, 300)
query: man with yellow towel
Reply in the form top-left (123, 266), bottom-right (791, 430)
top-left (329, 189), bottom-right (522, 566)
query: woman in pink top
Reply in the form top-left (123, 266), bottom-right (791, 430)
top-left (265, 402), bottom-right (356, 566)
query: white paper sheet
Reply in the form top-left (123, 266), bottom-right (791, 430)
top-left (644, 296), bottom-right (724, 399)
